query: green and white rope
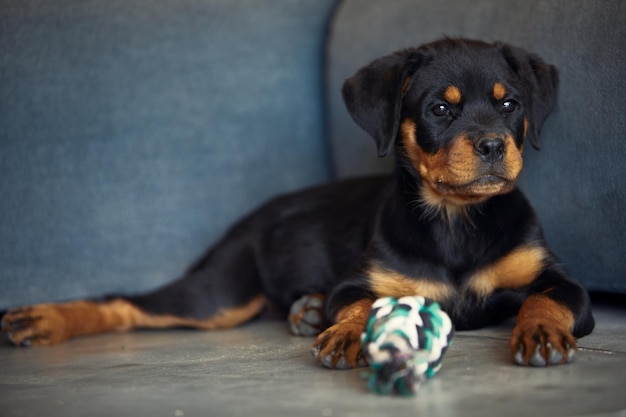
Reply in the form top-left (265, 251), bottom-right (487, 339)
top-left (361, 296), bottom-right (454, 396)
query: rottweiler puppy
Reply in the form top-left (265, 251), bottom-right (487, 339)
top-left (2, 39), bottom-right (594, 368)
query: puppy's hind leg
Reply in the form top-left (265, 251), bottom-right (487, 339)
top-left (2, 236), bottom-right (266, 346)
top-left (128, 241), bottom-right (267, 332)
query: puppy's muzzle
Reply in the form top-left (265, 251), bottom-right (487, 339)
top-left (474, 137), bottom-right (505, 163)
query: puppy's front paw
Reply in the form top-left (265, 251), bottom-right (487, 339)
top-left (288, 294), bottom-right (325, 337)
top-left (311, 322), bottom-right (367, 369)
top-left (510, 321), bottom-right (577, 366)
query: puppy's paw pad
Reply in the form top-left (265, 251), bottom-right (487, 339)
top-left (288, 294), bottom-right (324, 337)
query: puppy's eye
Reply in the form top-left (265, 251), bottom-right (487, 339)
top-left (432, 104), bottom-right (451, 117)
top-left (502, 100), bottom-right (518, 113)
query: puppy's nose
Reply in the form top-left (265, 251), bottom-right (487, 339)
top-left (475, 137), bottom-right (505, 163)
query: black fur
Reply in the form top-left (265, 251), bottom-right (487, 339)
top-left (2, 39), bottom-right (594, 363)
top-left (130, 177), bottom-right (387, 319)
top-left (134, 39), bottom-right (594, 337)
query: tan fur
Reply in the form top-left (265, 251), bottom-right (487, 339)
top-left (2, 295), bottom-right (267, 346)
top-left (314, 298), bottom-right (374, 368)
top-left (444, 85), bottom-right (462, 104)
top-left (493, 82), bottom-right (507, 100)
top-left (510, 294), bottom-right (577, 365)
top-left (368, 263), bottom-right (454, 302)
top-left (400, 119), bottom-right (523, 214)
top-left (467, 246), bottom-right (547, 298)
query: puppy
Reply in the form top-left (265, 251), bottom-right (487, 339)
top-left (2, 39), bottom-right (594, 368)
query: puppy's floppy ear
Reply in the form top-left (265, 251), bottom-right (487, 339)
top-left (501, 44), bottom-right (559, 150)
top-left (342, 49), bottom-right (423, 157)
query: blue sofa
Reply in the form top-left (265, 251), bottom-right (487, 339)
top-left (1, 0), bottom-right (624, 310)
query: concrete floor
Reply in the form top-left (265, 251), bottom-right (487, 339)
top-left (1, 303), bottom-right (625, 417)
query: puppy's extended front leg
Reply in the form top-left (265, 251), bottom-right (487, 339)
top-left (311, 298), bottom-right (372, 369)
top-left (510, 267), bottom-right (594, 366)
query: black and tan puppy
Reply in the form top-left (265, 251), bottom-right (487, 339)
top-left (2, 39), bottom-right (594, 368)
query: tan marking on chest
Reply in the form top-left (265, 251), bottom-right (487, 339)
top-left (368, 263), bottom-right (454, 303)
top-left (467, 246), bottom-right (547, 298)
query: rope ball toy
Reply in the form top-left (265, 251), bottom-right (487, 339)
top-left (361, 296), bottom-right (454, 396)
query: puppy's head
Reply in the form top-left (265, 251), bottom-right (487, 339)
top-left (342, 39), bottom-right (558, 209)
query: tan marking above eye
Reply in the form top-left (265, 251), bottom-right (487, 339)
top-left (444, 85), bottom-right (462, 104)
top-left (493, 82), bottom-right (507, 100)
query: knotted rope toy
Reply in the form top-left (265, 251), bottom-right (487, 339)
top-left (361, 296), bottom-right (454, 396)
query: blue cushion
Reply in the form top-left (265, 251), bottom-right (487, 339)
top-left (0, 0), bottom-right (338, 307)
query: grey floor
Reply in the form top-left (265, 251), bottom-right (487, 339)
top-left (1, 302), bottom-right (625, 417)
